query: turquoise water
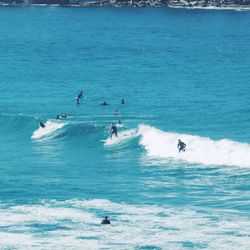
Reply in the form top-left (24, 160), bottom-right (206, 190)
top-left (0, 7), bottom-right (250, 249)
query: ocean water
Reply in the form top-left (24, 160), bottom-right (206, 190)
top-left (0, 6), bottom-right (250, 249)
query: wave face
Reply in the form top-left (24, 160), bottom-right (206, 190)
top-left (138, 125), bottom-right (250, 168)
top-left (31, 120), bottom-right (66, 140)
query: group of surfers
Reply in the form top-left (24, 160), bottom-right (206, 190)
top-left (39, 91), bottom-right (187, 152)
top-left (39, 91), bottom-right (125, 139)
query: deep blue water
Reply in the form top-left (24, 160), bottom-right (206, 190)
top-left (0, 7), bottom-right (250, 249)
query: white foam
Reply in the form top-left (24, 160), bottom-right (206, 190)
top-left (104, 129), bottom-right (138, 146)
top-left (31, 120), bottom-right (65, 140)
top-left (0, 199), bottom-right (249, 249)
top-left (138, 124), bottom-right (250, 168)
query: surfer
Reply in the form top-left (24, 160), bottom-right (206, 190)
top-left (177, 139), bottom-right (186, 153)
top-left (109, 123), bottom-right (118, 138)
top-left (121, 98), bottom-right (125, 105)
top-left (56, 114), bottom-right (67, 119)
top-left (100, 101), bottom-right (109, 106)
top-left (39, 121), bottom-right (46, 128)
top-left (114, 109), bottom-right (119, 116)
top-left (78, 90), bottom-right (84, 99)
top-left (101, 216), bottom-right (111, 225)
top-left (76, 97), bottom-right (80, 105)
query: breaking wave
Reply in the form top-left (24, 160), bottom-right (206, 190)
top-left (138, 124), bottom-right (250, 168)
top-left (1, 113), bottom-right (250, 168)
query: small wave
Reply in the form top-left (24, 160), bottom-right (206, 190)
top-left (31, 120), bottom-right (65, 140)
top-left (138, 124), bottom-right (250, 168)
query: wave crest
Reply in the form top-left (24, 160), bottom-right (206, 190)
top-left (138, 124), bottom-right (250, 168)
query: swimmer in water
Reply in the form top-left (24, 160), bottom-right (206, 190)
top-left (121, 98), bottom-right (125, 105)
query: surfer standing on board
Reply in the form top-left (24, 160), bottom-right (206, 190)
top-left (109, 123), bottom-right (118, 139)
top-left (177, 139), bottom-right (186, 153)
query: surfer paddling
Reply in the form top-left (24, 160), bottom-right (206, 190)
top-left (100, 101), bottom-right (109, 106)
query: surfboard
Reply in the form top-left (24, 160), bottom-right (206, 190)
top-left (103, 129), bottom-right (138, 146)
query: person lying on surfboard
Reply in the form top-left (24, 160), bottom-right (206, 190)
top-left (100, 101), bottom-right (109, 106)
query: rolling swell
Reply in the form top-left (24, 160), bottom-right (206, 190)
top-left (0, 113), bottom-right (105, 142)
top-left (0, 113), bottom-right (37, 135)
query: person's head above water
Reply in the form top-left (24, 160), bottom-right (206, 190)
top-left (101, 101), bottom-right (108, 105)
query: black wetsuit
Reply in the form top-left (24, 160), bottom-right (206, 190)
top-left (40, 122), bottom-right (46, 128)
top-left (178, 141), bottom-right (186, 152)
top-left (101, 218), bottom-right (110, 224)
top-left (78, 92), bottom-right (83, 99)
top-left (110, 125), bottom-right (118, 138)
top-left (101, 102), bottom-right (109, 106)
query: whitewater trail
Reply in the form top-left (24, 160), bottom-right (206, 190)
top-left (138, 124), bottom-right (250, 168)
top-left (31, 120), bottom-right (66, 140)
